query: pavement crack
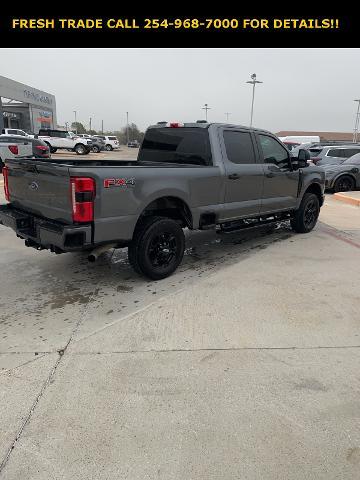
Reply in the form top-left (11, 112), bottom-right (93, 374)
top-left (0, 255), bottom-right (106, 474)
top-left (0, 352), bottom-right (62, 475)
top-left (70, 344), bottom-right (360, 355)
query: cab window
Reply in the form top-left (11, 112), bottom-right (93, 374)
top-left (223, 130), bottom-right (256, 164)
top-left (258, 134), bottom-right (290, 169)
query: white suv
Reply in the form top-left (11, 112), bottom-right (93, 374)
top-left (94, 135), bottom-right (119, 151)
top-left (38, 129), bottom-right (92, 155)
top-left (1, 128), bottom-right (33, 138)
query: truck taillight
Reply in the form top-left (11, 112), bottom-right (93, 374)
top-left (3, 166), bottom-right (10, 201)
top-left (70, 177), bottom-right (95, 223)
top-left (167, 122), bottom-right (184, 128)
top-left (8, 145), bottom-right (18, 155)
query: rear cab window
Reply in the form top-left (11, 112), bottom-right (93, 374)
top-left (138, 127), bottom-right (212, 166)
top-left (108, 136), bottom-right (118, 140)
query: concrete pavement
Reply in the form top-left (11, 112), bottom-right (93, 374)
top-left (1, 192), bottom-right (360, 479)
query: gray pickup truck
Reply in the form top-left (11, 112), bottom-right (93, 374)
top-left (0, 122), bottom-right (325, 279)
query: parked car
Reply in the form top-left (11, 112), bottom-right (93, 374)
top-left (1, 128), bottom-right (33, 138)
top-left (127, 140), bottom-right (140, 148)
top-left (0, 122), bottom-right (325, 280)
top-left (311, 145), bottom-right (360, 167)
top-left (89, 137), bottom-right (106, 153)
top-left (0, 135), bottom-right (33, 171)
top-left (29, 138), bottom-right (51, 159)
top-left (93, 135), bottom-right (119, 151)
top-left (38, 129), bottom-right (92, 155)
top-left (323, 153), bottom-right (360, 192)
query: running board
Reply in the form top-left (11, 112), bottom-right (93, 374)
top-left (217, 215), bottom-right (291, 234)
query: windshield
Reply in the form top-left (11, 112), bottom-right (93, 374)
top-left (138, 127), bottom-right (212, 166)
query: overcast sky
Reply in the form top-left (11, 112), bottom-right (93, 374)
top-left (1, 48), bottom-right (359, 133)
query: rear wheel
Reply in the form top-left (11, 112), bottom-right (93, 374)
top-left (92, 145), bottom-right (100, 153)
top-left (334, 175), bottom-right (355, 193)
top-left (291, 193), bottom-right (320, 233)
top-left (45, 143), bottom-right (57, 154)
top-left (128, 216), bottom-right (185, 280)
top-left (105, 144), bottom-right (113, 151)
top-left (74, 143), bottom-right (87, 155)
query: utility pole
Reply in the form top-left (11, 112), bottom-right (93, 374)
top-left (202, 103), bottom-right (211, 121)
top-left (101, 120), bottom-right (104, 134)
top-left (353, 99), bottom-right (360, 143)
top-left (246, 73), bottom-right (263, 127)
top-left (73, 110), bottom-right (77, 133)
top-left (126, 111), bottom-right (129, 144)
top-left (89, 117), bottom-right (92, 133)
top-left (225, 112), bottom-right (231, 122)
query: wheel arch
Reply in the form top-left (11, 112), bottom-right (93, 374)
top-left (136, 196), bottom-right (193, 230)
top-left (303, 182), bottom-right (324, 206)
top-left (333, 172), bottom-right (356, 188)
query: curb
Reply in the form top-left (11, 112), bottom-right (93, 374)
top-left (334, 192), bottom-right (360, 207)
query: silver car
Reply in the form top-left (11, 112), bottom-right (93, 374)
top-left (311, 145), bottom-right (360, 167)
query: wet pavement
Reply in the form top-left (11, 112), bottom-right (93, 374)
top-left (1, 191), bottom-right (360, 479)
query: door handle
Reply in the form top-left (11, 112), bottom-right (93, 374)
top-left (228, 173), bottom-right (241, 180)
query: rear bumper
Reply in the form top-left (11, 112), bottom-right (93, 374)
top-left (0, 204), bottom-right (92, 252)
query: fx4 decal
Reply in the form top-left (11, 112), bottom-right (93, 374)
top-left (104, 178), bottom-right (135, 188)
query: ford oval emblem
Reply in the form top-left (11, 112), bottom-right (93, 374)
top-left (29, 181), bottom-right (39, 191)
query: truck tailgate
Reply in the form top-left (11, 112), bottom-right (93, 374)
top-left (6, 159), bottom-right (73, 223)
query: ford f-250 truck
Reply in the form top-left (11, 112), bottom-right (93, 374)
top-left (0, 122), bottom-right (325, 279)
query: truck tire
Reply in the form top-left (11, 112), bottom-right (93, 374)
top-left (334, 175), bottom-right (355, 193)
top-left (74, 144), bottom-right (87, 155)
top-left (105, 144), bottom-right (113, 151)
top-left (290, 193), bottom-right (320, 233)
top-left (45, 143), bottom-right (57, 154)
top-left (128, 216), bottom-right (185, 280)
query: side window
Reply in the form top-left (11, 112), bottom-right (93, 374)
top-left (327, 149), bottom-right (341, 157)
top-left (223, 130), bottom-right (256, 164)
top-left (342, 149), bottom-right (360, 158)
top-left (8, 130), bottom-right (18, 135)
top-left (258, 134), bottom-right (290, 168)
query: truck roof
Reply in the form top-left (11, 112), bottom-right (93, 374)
top-left (148, 122), bottom-right (271, 134)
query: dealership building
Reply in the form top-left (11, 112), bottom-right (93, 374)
top-left (0, 75), bottom-right (57, 134)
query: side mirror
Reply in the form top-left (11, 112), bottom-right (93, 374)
top-left (297, 149), bottom-right (310, 168)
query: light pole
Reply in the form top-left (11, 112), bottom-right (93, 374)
top-left (73, 110), bottom-right (77, 133)
top-left (65, 121), bottom-right (69, 130)
top-left (126, 111), bottom-right (129, 144)
top-left (246, 73), bottom-right (263, 127)
top-left (202, 103), bottom-right (211, 121)
top-left (353, 99), bottom-right (360, 143)
top-left (225, 112), bottom-right (231, 122)
top-left (101, 120), bottom-right (104, 134)
top-left (89, 117), bottom-right (92, 133)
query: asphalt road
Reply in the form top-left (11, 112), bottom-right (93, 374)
top-left (0, 166), bottom-right (360, 479)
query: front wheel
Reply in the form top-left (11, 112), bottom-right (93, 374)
top-left (92, 145), bottom-right (100, 153)
top-left (105, 144), bottom-right (113, 151)
top-left (334, 175), bottom-right (355, 193)
top-left (291, 193), bottom-right (320, 233)
top-left (128, 216), bottom-right (185, 280)
top-left (74, 143), bottom-right (87, 155)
